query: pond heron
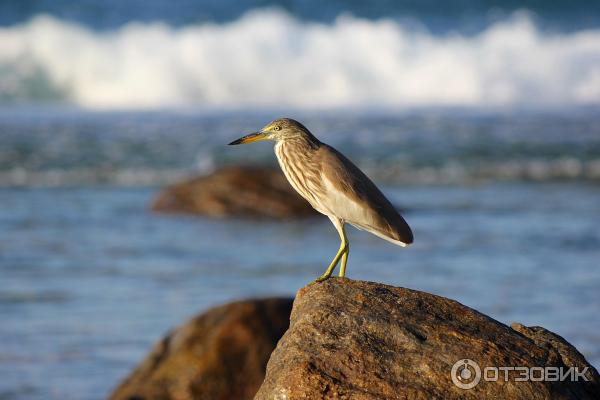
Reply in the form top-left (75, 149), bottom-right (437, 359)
top-left (229, 118), bottom-right (413, 282)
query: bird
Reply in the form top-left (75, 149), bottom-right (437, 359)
top-left (229, 118), bottom-right (413, 282)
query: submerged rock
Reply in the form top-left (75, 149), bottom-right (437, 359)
top-left (110, 298), bottom-right (293, 400)
top-left (151, 166), bottom-right (316, 218)
top-left (255, 279), bottom-right (600, 400)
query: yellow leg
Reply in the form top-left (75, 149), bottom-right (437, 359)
top-left (314, 240), bottom-right (347, 282)
top-left (314, 218), bottom-right (349, 283)
top-left (339, 241), bottom-right (349, 278)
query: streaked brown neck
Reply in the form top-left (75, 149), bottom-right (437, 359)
top-left (280, 131), bottom-right (321, 151)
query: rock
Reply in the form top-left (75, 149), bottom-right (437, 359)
top-left (255, 279), bottom-right (600, 400)
top-left (110, 297), bottom-right (293, 400)
top-left (151, 166), bottom-right (316, 218)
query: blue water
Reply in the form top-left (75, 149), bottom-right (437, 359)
top-left (2, 108), bottom-right (600, 186)
top-left (0, 109), bottom-right (599, 399)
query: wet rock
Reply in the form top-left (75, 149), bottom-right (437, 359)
top-left (255, 279), bottom-right (599, 400)
top-left (151, 166), bottom-right (316, 218)
top-left (110, 297), bottom-right (293, 400)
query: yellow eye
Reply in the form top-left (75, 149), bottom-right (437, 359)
top-left (274, 126), bottom-right (281, 131)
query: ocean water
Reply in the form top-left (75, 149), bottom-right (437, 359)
top-left (1, 109), bottom-right (599, 400)
top-left (1, 1), bottom-right (600, 399)
top-left (1, 4), bottom-right (599, 108)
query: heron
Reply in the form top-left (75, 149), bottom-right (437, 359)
top-left (229, 118), bottom-right (413, 282)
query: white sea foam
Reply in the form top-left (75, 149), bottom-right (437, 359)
top-left (1, 10), bottom-right (599, 108)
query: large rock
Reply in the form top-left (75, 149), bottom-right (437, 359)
top-left (110, 298), bottom-right (293, 400)
top-left (151, 166), bottom-right (316, 218)
top-left (255, 279), bottom-right (600, 400)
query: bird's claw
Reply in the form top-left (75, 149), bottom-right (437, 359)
top-left (309, 275), bottom-right (330, 285)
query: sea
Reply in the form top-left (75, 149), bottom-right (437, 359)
top-left (1, 1), bottom-right (600, 399)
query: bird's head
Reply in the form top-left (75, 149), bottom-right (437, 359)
top-left (228, 118), bottom-right (316, 145)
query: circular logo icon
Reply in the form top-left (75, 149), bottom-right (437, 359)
top-left (451, 359), bottom-right (481, 389)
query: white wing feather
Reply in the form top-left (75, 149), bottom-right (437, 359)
top-left (320, 174), bottom-right (408, 247)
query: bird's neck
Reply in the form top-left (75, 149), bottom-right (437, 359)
top-left (274, 137), bottom-right (320, 170)
top-left (278, 135), bottom-right (321, 152)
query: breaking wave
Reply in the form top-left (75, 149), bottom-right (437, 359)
top-left (1, 10), bottom-right (599, 108)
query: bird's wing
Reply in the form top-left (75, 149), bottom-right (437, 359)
top-left (316, 144), bottom-right (413, 246)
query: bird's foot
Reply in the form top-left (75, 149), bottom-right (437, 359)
top-left (309, 274), bottom-right (332, 285)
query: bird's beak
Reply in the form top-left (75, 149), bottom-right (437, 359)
top-left (228, 131), bottom-right (268, 145)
